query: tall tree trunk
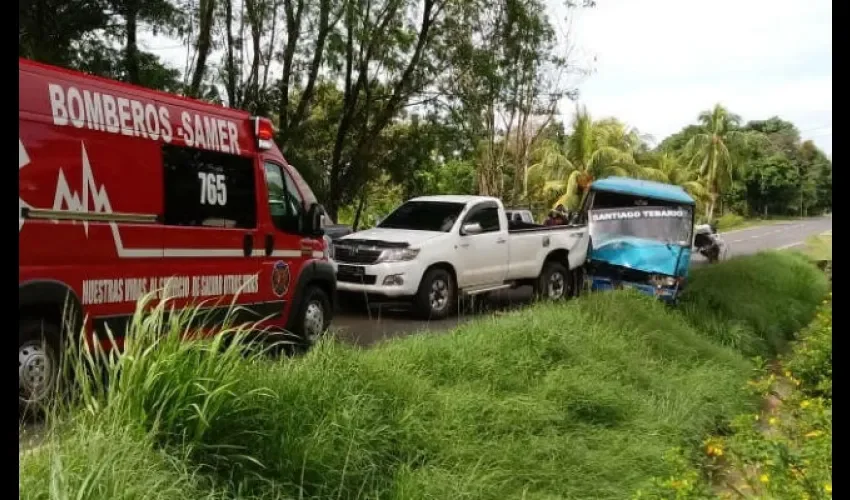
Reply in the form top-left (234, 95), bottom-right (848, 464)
top-left (188, 0), bottom-right (216, 97)
top-left (223, 0), bottom-right (237, 106)
top-left (124, 2), bottom-right (140, 84)
top-left (706, 193), bottom-right (718, 222)
top-left (352, 191), bottom-right (368, 231)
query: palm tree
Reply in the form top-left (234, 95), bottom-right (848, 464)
top-left (682, 104), bottom-right (751, 221)
top-left (641, 151), bottom-right (710, 207)
top-left (530, 106), bottom-right (650, 209)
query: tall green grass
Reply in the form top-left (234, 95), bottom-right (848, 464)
top-left (680, 251), bottom-right (828, 356)
top-left (20, 252), bottom-right (826, 500)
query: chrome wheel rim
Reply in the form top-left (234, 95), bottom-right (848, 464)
top-left (429, 278), bottom-right (449, 312)
top-left (303, 301), bottom-right (325, 343)
top-left (19, 340), bottom-right (55, 403)
top-left (547, 271), bottom-right (566, 299)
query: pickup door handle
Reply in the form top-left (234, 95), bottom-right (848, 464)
top-left (264, 234), bottom-right (274, 256)
top-left (496, 238), bottom-right (507, 244)
top-left (243, 234), bottom-right (253, 257)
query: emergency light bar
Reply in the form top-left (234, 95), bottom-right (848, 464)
top-left (252, 117), bottom-right (275, 150)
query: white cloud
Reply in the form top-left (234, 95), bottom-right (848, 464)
top-left (557, 0), bottom-right (832, 153)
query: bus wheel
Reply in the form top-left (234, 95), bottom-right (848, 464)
top-left (19, 320), bottom-right (61, 417)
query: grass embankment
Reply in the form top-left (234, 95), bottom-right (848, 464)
top-left (639, 290), bottom-right (832, 499)
top-left (20, 253), bottom-right (828, 500)
top-left (794, 232), bottom-right (832, 262)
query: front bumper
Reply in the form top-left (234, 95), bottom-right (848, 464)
top-left (335, 260), bottom-right (423, 298)
top-left (588, 275), bottom-right (679, 303)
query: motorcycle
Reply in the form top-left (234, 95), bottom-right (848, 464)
top-left (693, 223), bottom-right (727, 263)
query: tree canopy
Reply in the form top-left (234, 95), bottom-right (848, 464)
top-left (19, 0), bottom-right (831, 223)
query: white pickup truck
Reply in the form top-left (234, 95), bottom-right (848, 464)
top-left (333, 195), bottom-right (590, 319)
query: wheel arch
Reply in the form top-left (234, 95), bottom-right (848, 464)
top-left (19, 279), bottom-right (85, 341)
top-left (285, 260), bottom-right (337, 331)
top-left (538, 248), bottom-right (570, 276)
top-left (422, 261), bottom-right (458, 291)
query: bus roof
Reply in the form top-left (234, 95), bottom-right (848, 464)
top-left (590, 177), bottom-right (696, 205)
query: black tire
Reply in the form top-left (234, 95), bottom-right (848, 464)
top-left (290, 286), bottom-right (332, 352)
top-left (414, 268), bottom-right (456, 320)
top-left (19, 319), bottom-right (62, 417)
top-left (535, 261), bottom-right (570, 301)
top-left (706, 246), bottom-right (720, 264)
top-left (570, 267), bottom-right (586, 298)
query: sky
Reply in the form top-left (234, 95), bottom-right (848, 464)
top-left (559, 0), bottom-right (832, 155)
top-left (142, 0), bottom-right (832, 155)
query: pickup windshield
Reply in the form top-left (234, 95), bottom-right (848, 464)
top-left (378, 201), bottom-right (466, 232)
top-left (589, 206), bottom-right (693, 246)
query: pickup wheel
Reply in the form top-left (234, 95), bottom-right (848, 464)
top-left (535, 261), bottom-right (570, 301)
top-left (414, 268), bottom-right (456, 320)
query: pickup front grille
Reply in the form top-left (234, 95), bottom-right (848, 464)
top-left (333, 245), bottom-right (382, 264)
top-left (337, 274), bottom-right (377, 285)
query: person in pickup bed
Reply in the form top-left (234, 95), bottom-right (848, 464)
top-left (545, 205), bottom-right (568, 226)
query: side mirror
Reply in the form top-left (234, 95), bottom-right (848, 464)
top-left (461, 222), bottom-right (483, 235)
top-left (305, 203), bottom-right (325, 237)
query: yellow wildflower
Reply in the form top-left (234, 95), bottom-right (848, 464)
top-left (825, 484), bottom-right (832, 494)
top-left (706, 444), bottom-right (724, 457)
top-left (801, 400), bottom-right (811, 409)
top-left (760, 474), bottom-right (770, 484)
top-left (769, 417), bottom-right (778, 426)
top-left (785, 370), bottom-right (792, 377)
top-left (806, 430), bottom-right (824, 439)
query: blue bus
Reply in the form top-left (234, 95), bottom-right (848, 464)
top-left (580, 177), bottom-right (696, 303)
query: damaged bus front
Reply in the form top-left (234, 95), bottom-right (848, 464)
top-left (583, 178), bottom-right (696, 303)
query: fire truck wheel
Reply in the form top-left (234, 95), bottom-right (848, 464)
top-left (19, 319), bottom-right (61, 417)
top-left (294, 286), bottom-right (331, 348)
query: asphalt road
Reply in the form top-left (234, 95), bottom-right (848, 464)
top-left (333, 216), bottom-right (833, 347)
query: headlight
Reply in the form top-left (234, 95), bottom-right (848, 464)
top-left (323, 235), bottom-right (334, 259)
top-left (376, 247), bottom-right (420, 263)
top-left (649, 274), bottom-right (677, 287)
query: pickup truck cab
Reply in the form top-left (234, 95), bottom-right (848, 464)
top-left (334, 195), bottom-right (590, 319)
top-left (505, 209), bottom-right (535, 224)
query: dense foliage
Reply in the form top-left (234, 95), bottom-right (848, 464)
top-left (19, 0), bottom-right (832, 225)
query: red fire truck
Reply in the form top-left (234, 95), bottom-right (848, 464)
top-left (19, 58), bottom-right (336, 411)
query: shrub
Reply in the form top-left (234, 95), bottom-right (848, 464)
top-left (786, 291), bottom-right (832, 400)
top-left (715, 213), bottom-right (745, 231)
